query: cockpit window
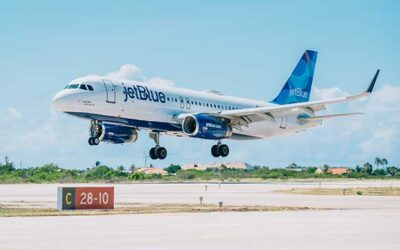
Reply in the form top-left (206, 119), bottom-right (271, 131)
top-left (64, 85), bottom-right (69, 89)
top-left (79, 84), bottom-right (87, 90)
top-left (87, 85), bottom-right (94, 91)
top-left (68, 84), bottom-right (79, 89)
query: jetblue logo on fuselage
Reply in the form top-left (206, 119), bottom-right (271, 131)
top-left (289, 88), bottom-right (308, 98)
top-left (206, 122), bottom-right (222, 129)
top-left (123, 85), bottom-right (166, 103)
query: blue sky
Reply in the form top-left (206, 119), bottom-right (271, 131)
top-left (0, 0), bottom-right (399, 169)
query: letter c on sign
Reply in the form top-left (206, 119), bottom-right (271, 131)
top-left (65, 192), bottom-right (72, 205)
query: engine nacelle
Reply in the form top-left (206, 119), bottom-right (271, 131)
top-left (98, 123), bottom-right (138, 144)
top-left (182, 114), bottom-right (232, 140)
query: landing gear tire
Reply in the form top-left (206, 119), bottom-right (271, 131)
top-left (157, 147), bottom-right (167, 160)
top-left (149, 147), bottom-right (168, 160)
top-left (211, 144), bottom-right (229, 157)
top-left (149, 147), bottom-right (158, 160)
top-left (88, 137), bottom-right (100, 146)
top-left (219, 144), bottom-right (229, 157)
top-left (211, 145), bottom-right (220, 157)
top-left (149, 132), bottom-right (168, 160)
top-left (92, 137), bottom-right (100, 145)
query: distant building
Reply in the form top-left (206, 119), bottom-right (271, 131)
top-left (182, 162), bottom-right (254, 171)
top-left (135, 167), bottom-right (168, 175)
top-left (315, 167), bottom-right (350, 175)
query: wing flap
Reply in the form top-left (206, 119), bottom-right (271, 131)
top-left (298, 112), bottom-right (363, 121)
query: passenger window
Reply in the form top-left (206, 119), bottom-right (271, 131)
top-left (80, 84), bottom-right (88, 90)
top-left (167, 97), bottom-right (170, 101)
top-left (87, 85), bottom-right (94, 91)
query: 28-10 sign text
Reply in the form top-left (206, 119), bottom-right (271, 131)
top-left (57, 187), bottom-right (114, 210)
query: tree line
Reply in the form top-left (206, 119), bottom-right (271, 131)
top-left (0, 156), bottom-right (399, 183)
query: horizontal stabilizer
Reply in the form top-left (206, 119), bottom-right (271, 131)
top-left (299, 112), bottom-right (363, 121)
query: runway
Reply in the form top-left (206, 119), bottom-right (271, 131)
top-left (1, 181), bottom-right (400, 249)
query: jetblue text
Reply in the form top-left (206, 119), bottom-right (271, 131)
top-left (123, 85), bottom-right (166, 103)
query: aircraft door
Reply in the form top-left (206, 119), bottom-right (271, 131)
top-left (179, 97), bottom-right (185, 109)
top-left (103, 79), bottom-right (116, 103)
top-left (185, 98), bottom-right (191, 109)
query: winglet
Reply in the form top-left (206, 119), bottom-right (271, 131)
top-left (366, 69), bottom-right (380, 93)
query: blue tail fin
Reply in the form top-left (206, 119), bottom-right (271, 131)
top-left (272, 50), bottom-right (318, 104)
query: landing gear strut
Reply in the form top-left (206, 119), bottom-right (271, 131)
top-left (149, 132), bottom-right (167, 160)
top-left (211, 141), bottom-right (229, 158)
top-left (88, 120), bottom-right (101, 146)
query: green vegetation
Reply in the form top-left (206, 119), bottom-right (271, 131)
top-left (276, 187), bottom-right (400, 196)
top-left (0, 156), bottom-right (399, 183)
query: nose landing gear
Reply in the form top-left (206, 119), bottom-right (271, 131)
top-left (88, 137), bottom-right (100, 146)
top-left (211, 141), bottom-right (229, 158)
top-left (88, 120), bottom-right (102, 146)
top-left (149, 132), bottom-right (167, 160)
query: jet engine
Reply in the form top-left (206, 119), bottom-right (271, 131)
top-left (182, 114), bottom-right (232, 140)
top-left (91, 123), bottom-right (138, 144)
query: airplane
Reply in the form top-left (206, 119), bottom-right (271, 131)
top-left (53, 50), bottom-right (379, 160)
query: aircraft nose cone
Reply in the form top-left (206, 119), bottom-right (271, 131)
top-left (52, 91), bottom-right (67, 111)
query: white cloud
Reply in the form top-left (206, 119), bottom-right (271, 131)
top-left (3, 108), bottom-right (58, 153)
top-left (84, 64), bottom-right (176, 87)
top-left (1, 107), bottom-right (22, 123)
top-left (8, 107), bottom-right (22, 120)
top-left (11, 123), bottom-right (57, 153)
top-left (304, 84), bottom-right (400, 163)
top-left (362, 84), bottom-right (400, 113)
top-left (106, 64), bottom-right (146, 82)
top-left (359, 129), bottom-right (397, 156)
top-left (312, 87), bottom-right (348, 100)
top-left (148, 77), bottom-right (175, 87)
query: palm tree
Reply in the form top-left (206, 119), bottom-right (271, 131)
top-left (381, 158), bottom-right (388, 167)
top-left (363, 162), bottom-right (373, 174)
top-left (117, 166), bottom-right (125, 172)
top-left (374, 157), bottom-right (382, 169)
top-left (129, 164), bottom-right (136, 173)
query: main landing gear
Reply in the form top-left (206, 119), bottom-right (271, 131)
top-left (149, 132), bottom-right (167, 160)
top-left (211, 141), bottom-right (229, 158)
top-left (88, 120), bottom-right (101, 146)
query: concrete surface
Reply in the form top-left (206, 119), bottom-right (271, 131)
top-left (1, 181), bottom-right (400, 249)
top-left (1, 210), bottom-right (399, 250)
top-left (1, 180), bottom-right (400, 209)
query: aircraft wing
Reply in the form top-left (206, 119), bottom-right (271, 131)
top-left (217, 70), bottom-right (379, 127)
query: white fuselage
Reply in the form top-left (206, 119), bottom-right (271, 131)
top-left (53, 76), bottom-right (320, 140)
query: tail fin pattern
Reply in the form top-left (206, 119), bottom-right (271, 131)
top-left (272, 50), bottom-right (318, 105)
